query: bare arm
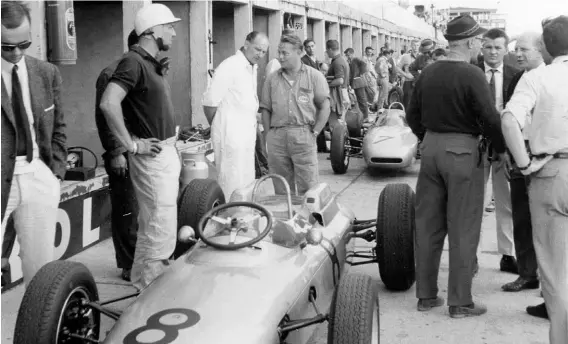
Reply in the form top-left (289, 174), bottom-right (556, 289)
top-left (261, 109), bottom-right (271, 138)
top-left (313, 99), bottom-right (330, 133)
top-left (501, 112), bottom-right (530, 167)
top-left (100, 82), bottom-right (134, 153)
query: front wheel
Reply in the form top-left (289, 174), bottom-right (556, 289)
top-left (330, 124), bottom-right (350, 174)
top-left (328, 273), bottom-right (380, 344)
top-left (14, 261), bottom-right (100, 344)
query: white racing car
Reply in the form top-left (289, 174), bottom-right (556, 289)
top-left (331, 102), bottom-right (419, 174)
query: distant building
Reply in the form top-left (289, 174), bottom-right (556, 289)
top-left (447, 7), bottom-right (507, 31)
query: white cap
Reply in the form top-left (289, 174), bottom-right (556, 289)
top-left (134, 4), bottom-right (181, 36)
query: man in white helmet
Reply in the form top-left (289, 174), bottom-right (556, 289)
top-left (100, 3), bottom-right (181, 290)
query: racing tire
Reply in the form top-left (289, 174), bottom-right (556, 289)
top-left (330, 124), bottom-right (350, 174)
top-left (14, 261), bottom-right (100, 344)
top-left (375, 183), bottom-right (416, 291)
top-left (387, 86), bottom-right (403, 107)
top-left (174, 178), bottom-right (225, 258)
top-left (345, 108), bottom-right (363, 138)
top-left (328, 273), bottom-right (380, 344)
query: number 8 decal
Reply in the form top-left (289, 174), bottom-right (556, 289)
top-left (123, 308), bottom-right (200, 344)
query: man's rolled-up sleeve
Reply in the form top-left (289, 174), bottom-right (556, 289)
top-left (313, 72), bottom-right (331, 108)
top-left (259, 74), bottom-right (273, 112)
top-left (503, 73), bottom-right (538, 130)
top-left (202, 60), bottom-right (232, 107)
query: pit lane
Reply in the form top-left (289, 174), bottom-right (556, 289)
top-left (1, 154), bottom-right (547, 344)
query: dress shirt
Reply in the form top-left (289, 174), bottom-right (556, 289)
top-left (485, 62), bottom-right (504, 111)
top-left (1, 56), bottom-right (40, 174)
top-left (504, 55), bottom-right (568, 155)
top-left (518, 62), bottom-right (546, 140)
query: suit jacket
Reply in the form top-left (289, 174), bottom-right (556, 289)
top-left (301, 54), bottom-right (319, 71)
top-left (1, 56), bottom-right (67, 219)
top-left (477, 62), bottom-right (521, 106)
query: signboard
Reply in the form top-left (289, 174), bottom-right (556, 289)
top-left (1, 187), bottom-right (112, 292)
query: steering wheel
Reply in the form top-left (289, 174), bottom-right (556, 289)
top-left (197, 202), bottom-right (273, 250)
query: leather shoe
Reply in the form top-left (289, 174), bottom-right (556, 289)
top-left (121, 268), bottom-right (131, 282)
top-left (501, 277), bottom-right (539, 292)
top-left (417, 296), bottom-right (445, 311)
top-left (500, 255), bottom-right (518, 274)
top-left (449, 302), bottom-right (487, 318)
top-left (526, 303), bottom-right (549, 319)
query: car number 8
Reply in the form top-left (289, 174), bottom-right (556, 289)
top-left (123, 308), bottom-right (200, 344)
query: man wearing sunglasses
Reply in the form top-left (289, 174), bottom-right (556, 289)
top-left (1, 1), bottom-right (67, 287)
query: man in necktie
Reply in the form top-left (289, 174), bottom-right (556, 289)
top-left (477, 28), bottom-right (521, 275)
top-left (1, 1), bottom-right (67, 287)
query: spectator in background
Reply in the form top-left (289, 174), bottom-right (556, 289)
top-left (397, 40), bottom-right (418, 109)
top-left (95, 29), bottom-right (140, 282)
top-left (1, 1), bottom-right (67, 287)
top-left (363, 46), bottom-right (378, 103)
top-left (326, 40), bottom-right (350, 132)
top-left (409, 39), bottom-right (435, 82)
top-left (375, 49), bottom-right (391, 109)
top-left (301, 39), bottom-right (320, 70)
top-left (344, 48), bottom-right (354, 64)
top-left (500, 15), bottom-right (568, 344)
top-left (432, 48), bottom-right (447, 61)
top-left (349, 57), bottom-right (370, 120)
top-left (319, 62), bottom-right (329, 76)
top-left (477, 28), bottom-right (521, 275)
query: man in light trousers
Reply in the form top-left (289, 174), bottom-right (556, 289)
top-left (501, 15), bottom-right (568, 344)
top-left (261, 34), bottom-right (330, 195)
top-left (100, 4), bottom-right (182, 290)
top-left (1, 1), bottom-right (67, 286)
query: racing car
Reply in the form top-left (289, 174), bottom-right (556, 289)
top-left (13, 175), bottom-right (416, 344)
top-left (331, 102), bottom-right (419, 174)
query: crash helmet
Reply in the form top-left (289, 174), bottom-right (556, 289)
top-left (134, 4), bottom-right (181, 36)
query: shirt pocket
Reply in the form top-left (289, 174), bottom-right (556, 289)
top-left (297, 87), bottom-right (316, 119)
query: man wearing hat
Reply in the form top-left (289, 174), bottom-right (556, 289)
top-left (407, 14), bottom-right (507, 318)
top-left (100, 3), bottom-right (182, 290)
top-left (409, 39), bottom-right (435, 81)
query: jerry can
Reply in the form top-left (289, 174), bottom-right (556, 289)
top-left (180, 150), bottom-right (209, 186)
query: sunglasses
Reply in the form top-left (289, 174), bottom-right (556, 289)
top-left (1, 41), bottom-right (32, 52)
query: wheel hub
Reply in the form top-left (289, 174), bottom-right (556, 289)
top-left (57, 288), bottom-right (98, 344)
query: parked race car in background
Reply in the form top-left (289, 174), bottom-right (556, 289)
top-left (330, 102), bottom-right (418, 174)
top-left (13, 174), bottom-right (416, 344)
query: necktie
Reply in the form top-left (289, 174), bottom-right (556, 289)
top-left (489, 69), bottom-right (497, 106)
top-left (12, 65), bottom-right (33, 162)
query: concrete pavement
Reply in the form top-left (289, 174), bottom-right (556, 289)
top-left (1, 154), bottom-right (548, 344)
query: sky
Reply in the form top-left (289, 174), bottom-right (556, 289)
top-left (406, 0), bottom-right (568, 37)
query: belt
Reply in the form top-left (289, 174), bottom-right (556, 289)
top-left (270, 125), bottom-right (311, 129)
top-left (532, 152), bottom-right (568, 159)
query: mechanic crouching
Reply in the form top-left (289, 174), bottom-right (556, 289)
top-left (100, 4), bottom-right (182, 291)
top-left (260, 34), bottom-right (330, 195)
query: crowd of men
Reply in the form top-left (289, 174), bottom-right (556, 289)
top-left (1, 1), bottom-right (566, 342)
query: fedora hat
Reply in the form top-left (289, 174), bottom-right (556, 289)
top-left (444, 14), bottom-right (487, 41)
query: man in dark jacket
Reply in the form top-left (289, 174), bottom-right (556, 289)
top-left (477, 28), bottom-right (521, 275)
top-left (301, 39), bottom-right (320, 70)
top-left (1, 1), bottom-right (67, 286)
top-left (95, 30), bottom-right (140, 282)
top-left (408, 14), bottom-right (507, 318)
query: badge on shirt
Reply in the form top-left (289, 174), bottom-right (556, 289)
top-left (298, 87), bottom-right (312, 104)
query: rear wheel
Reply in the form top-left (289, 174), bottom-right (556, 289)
top-left (328, 273), bottom-right (380, 344)
top-left (14, 261), bottom-right (100, 344)
top-left (174, 178), bottom-right (225, 258)
top-left (375, 183), bottom-right (416, 291)
top-left (330, 124), bottom-right (350, 174)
